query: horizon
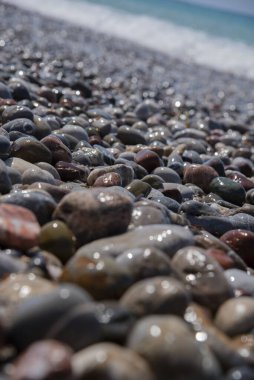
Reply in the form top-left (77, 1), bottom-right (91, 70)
top-left (179, 0), bottom-right (254, 17)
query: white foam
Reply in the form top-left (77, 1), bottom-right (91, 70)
top-left (5, 0), bottom-right (254, 79)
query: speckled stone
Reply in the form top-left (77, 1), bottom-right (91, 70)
top-left (54, 188), bottom-right (133, 246)
top-left (0, 204), bottom-right (40, 250)
top-left (10, 340), bottom-right (73, 380)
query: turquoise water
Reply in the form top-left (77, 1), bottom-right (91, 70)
top-left (82, 0), bottom-right (254, 46)
top-left (6, 0), bottom-right (254, 78)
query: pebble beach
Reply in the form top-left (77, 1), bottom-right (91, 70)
top-left (1, 1), bottom-right (254, 379)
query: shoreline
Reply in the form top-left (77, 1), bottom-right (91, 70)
top-left (1, 0), bottom-right (254, 115)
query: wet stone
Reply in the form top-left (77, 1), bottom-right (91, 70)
top-left (134, 149), bottom-right (161, 173)
top-left (128, 315), bottom-right (221, 380)
top-left (10, 137), bottom-right (52, 164)
top-left (10, 340), bottom-right (73, 380)
top-left (87, 164), bottom-right (134, 187)
top-left (126, 179), bottom-right (151, 198)
top-left (40, 135), bottom-right (72, 164)
top-left (220, 230), bottom-right (254, 268)
top-left (0, 189), bottom-right (56, 225)
top-left (22, 168), bottom-right (56, 185)
top-left (215, 297), bottom-right (254, 337)
top-left (120, 276), bottom-right (190, 317)
top-left (93, 172), bottom-right (122, 187)
top-left (0, 204), bottom-right (40, 250)
top-left (117, 125), bottom-right (147, 145)
top-left (2, 105), bottom-right (33, 123)
top-left (39, 220), bottom-right (76, 264)
top-left (225, 269), bottom-right (254, 296)
top-left (72, 342), bottom-right (155, 380)
top-left (54, 188), bottom-right (133, 246)
top-left (183, 164), bottom-right (218, 193)
top-left (172, 246), bottom-right (234, 311)
top-left (116, 247), bottom-right (173, 281)
top-left (209, 177), bottom-right (246, 206)
top-left (55, 161), bottom-right (89, 182)
top-left (0, 160), bottom-right (12, 194)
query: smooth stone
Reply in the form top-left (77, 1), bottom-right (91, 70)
top-left (232, 157), bottom-right (253, 177)
top-left (39, 221), bottom-right (76, 264)
top-left (0, 82), bottom-right (12, 99)
top-left (55, 161), bottom-right (89, 182)
top-left (93, 172), bottom-right (122, 187)
top-left (183, 164), bottom-right (218, 193)
top-left (22, 168), bottom-right (56, 185)
top-left (2, 118), bottom-right (36, 135)
top-left (10, 81), bottom-right (31, 101)
top-left (215, 297), bottom-right (254, 337)
top-left (28, 182), bottom-right (70, 203)
top-left (7, 284), bottom-right (92, 350)
top-left (135, 100), bottom-right (159, 121)
top-left (76, 224), bottom-right (194, 259)
top-left (121, 276), bottom-right (190, 317)
top-left (205, 157), bottom-right (225, 177)
top-left (54, 188), bottom-right (133, 246)
top-left (153, 167), bottom-right (181, 184)
top-left (0, 135), bottom-right (11, 159)
top-left (5, 157), bottom-right (38, 175)
top-left (2, 105), bottom-right (33, 123)
top-left (62, 124), bottom-right (89, 141)
top-left (227, 171), bottom-right (254, 191)
top-left (87, 164), bottom-right (134, 187)
top-left (6, 166), bottom-right (21, 185)
top-left (10, 137), bottom-right (52, 164)
top-left (225, 269), bottom-right (254, 296)
top-left (116, 247), bottom-right (173, 281)
top-left (221, 230), bottom-right (254, 268)
top-left (126, 179), bottom-right (151, 198)
top-left (10, 340), bottom-right (73, 380)
top-left (186, 214), bottom-right (235, 237)
top-left (0, 273), bottom-right (55, 305)
top-left (172, 246), bottom-right (233, 311)
top-left (148, 193), bottom-right (180, 213)
top-left (225, 366), bottom-right (254, 380)
top-left (134, 149), bottom-right (161, 173)
top-left (128, 315), bottom-right (221, 380)
top-left (72, 342), bottom-right (155, 380)
top-left (115, 157), bottom-right (148, 179)
top-left (129, 202), bottom-right (171, 229)
top-left (0, 254), bottom-right (26, 279)
top-left (36, 162), bottom-right (61, 180)
top-left (40, 135), bottom-right (72, 164)
top-left (209, 177), bottom-right (246, 206)
top-left (79, 301), bottom-right (134, 343)
top-left (0, 190), bottom-right (56, 225)
top-left (230, 213), bottom-right (254, 233)
top-left (142, 174), bottom-right (164, 189)
top-left (206, 248), bottom-right (236, 270)
top-left (180, 200), bottom-right (221, 217)
top-left (93, 144), bottom-right (115, 165)
top-left (53, 132), bottom-right (79, 151)
top-left (0, 204), bottom-right (40, 250)
top-left (61, 254), bottom-right (133, 300)
top-left (46, 304), bottom-right (101, 351)
top-left (0, 160), bottom-right (12, 194)
top-left (73, 147), bottom-right (104, 166)
top-left (117, 125), bottom-right (147, 145)
top-left (162, 183), bottom-right (194, 201)
top-left (33, 115), bottom-right (51, 139)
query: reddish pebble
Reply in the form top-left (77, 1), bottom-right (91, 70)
top-left (93, 172), bottom-right (122, 187)
top-left (183, 164), bottom-right (218, 193)
top-left (206, 248), bottom-right (235, 270)
top-left (11, 340), bottom-right (73, 380)
top-left (226, 171), bottom-right (254, 191)
top-left (134, 149), bottom-right (161, 173)
top-left (0, 204), bottom-right (40, 250)
top-left (221, 229), bottom-right (254, 268)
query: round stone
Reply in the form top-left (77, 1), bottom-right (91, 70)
top-left (221, 230), bottom-right (254, 268)
top-left (209, 177), bottom-right (246, 206)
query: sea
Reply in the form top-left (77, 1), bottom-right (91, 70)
top-left (5, 0), bottom-right (254, 79)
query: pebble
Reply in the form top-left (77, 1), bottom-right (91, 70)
top-left (72, 342), bottom-right (155, 380)
top-left (10, 340), bottom-right (73, 380)
top-left (128, 315), bottom-right (221, 380)
top-left (225, 269), bottom-right (254, 296)
top-left (215, 297), bottom-right (254, 337)
top-left (10, 137), bottom-right (52, 164)
top-left (120, 276), bottom-right (190, 317)
top-left (134, 149), bottom-right (161, 172)
top-left (0, 204), bottom-right (40, 250)
top-left (220, 230), bottom-right (254, 268)
top-left (183, 164), bottom-right (218, 193)
top-left (172, 246), bottom-right (234, 311)
top-left (209, 177), bottom-right (246, 206)
top-left (54, 188), bottom-right (133, 246)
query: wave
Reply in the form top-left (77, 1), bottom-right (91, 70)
top-left (5, 0), bottom-right (254, 79)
